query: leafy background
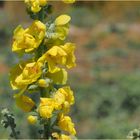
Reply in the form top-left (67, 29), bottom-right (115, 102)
top-left (0, 1), bottom-right (140, 139)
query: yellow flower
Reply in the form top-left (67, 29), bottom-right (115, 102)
top-left (38, 45), bottom-right (67, 73)
top-left (25, 0), bottom-right (47, 13)
top-left (54, 15), bottom-right (71, 41)
top-left (52, 132), bottom-right (71, 140)
top-left (38, 105), bottom-right (53, 119)
top-left (10, 62), bottom-right (24, 90)
top-left (38, 43), bottom-right (76, 73)
top-left (60, 43), bottom-right (76, 69)
top-left (53, 86), bottom-right (74, 113)
top-left (38, 79), bottom-right (49, 87)
top-left (38, 98), bottom-right (58, 119)
top-left (16, 62), bottom-right (42, 85)
top-left (27, 115), bottom-right (37, 124)
top-left (12, 20), bottom-right (46, 53)
top-left (55, 15), bottom-right (71, 26)
top-left (59, 86), bottom-right (75, 105)
top-left (52, 133), bottom-right (59, 139)
top-left (10, 61), bottom-right (42, 90)
top-left (29, 20), bottom-right (46, 40)
top-left (46, 68), bottom-right (67, 85)
top-left (58, 114), bottom-right (76, 135)
top-left (63, 101), bottom-right (71, 114)
top-left (60, 134), bottom-right (71, 140)
top-left (53, 90), bottom-right (65, 110)
top-left (39, 0), bottom-right (47, 6)
top-left (15, 95), bottom-right (35, 112)
top-left (45, 14), bottom-right (71, 48)
top-left (45, 45), bottom-right (67, 73)
top-left (62, 0), bottom-right (75, 4)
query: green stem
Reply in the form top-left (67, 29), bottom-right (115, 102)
top-left (40, 86), bottom-right (51, 138)
top-left (38, 7), bottom-right (45, 22)
top-left (39, 86), bottom-right (50, 137)
top-left (40, 87), bottom-right (46, 97)
top-left (40, 87), bottom-right (51, 139)
top-left (43, 119), bottom-right (51, 139)
top-left (37, 5), bottom-right (53, 139)
top-left (10, 126), bottom-right (18, 139)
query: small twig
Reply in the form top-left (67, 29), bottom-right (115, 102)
top-left (5, 114), bottom-right (18, 139)
top-left (1, 108), bottom-right (20, 139)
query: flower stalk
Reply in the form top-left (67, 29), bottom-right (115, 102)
top-left (1, 108), bottom-right (20, 139)
top-left (9, 0), bottom-right (77, 139)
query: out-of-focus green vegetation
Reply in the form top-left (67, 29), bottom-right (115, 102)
top-left (1, 1), bottom-right (140, 139)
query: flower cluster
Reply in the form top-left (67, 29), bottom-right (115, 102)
top-left (25, 0), bottom-right (75, 13)
top-left (10, 0), bottom-right (76, 139)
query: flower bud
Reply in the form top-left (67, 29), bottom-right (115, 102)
top-left (38, 79), bottom-right (49, 87)
top-left (62, 0), bottom-right (75, 4)
top-left (27, 115), bottom-right (37, 125)
top-left (39, 0), bottom-right (47, 6)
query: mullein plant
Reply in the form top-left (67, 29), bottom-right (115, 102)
top-left (2, 0), bottom-right (77, 139)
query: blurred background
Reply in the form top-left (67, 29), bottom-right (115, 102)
top-left (1, 1), bottom-right (140, 139)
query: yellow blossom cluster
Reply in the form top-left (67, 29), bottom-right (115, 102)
top-left (37, 86), bottom-right (76, 136)
top-left (25, 0), bottom-right (48, 13)
top-left (12, 21), bottom-right (46, 53)
top-left (52, 132), bottom-right (71, 140)
top-left (25, 0), bottom-right (75, 13)
top-left (10, 0), bottom-right (76, 139)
